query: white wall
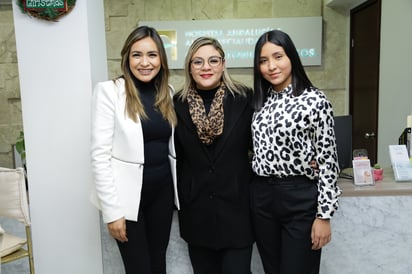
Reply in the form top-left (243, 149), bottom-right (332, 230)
top-left (378, 0), bottom-right (412, 167)
top-left (12, 1), bottom-right (107, 273)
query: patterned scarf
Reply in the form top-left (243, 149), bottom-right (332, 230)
top-left (187, 84), bottom-right (225, 145)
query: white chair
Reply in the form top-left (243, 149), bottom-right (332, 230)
top-left (0, 167), bottom-right (34, 273)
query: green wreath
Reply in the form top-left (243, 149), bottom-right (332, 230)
top-left (17, 0), bottom-right (76, 22)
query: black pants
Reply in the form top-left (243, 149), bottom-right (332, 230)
top-left (116, 182), bottom-right (174, 274)
top-left (251, 175), bottom-right (321, 274)
top-left (188, 244), bottom-right (253, 274)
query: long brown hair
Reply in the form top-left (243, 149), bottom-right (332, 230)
top-left (117, 25), bottom-right (176, 126)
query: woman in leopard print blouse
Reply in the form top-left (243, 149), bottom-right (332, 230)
top-left (251, 30), bottom-right (342, 274)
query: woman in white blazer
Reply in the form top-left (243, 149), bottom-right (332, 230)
top-left (90, 26), bottom-right (179, 274)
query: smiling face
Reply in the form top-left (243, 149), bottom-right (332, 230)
top-left (129, 37), bottom-right (161, 82)
top-left (259, 42), bottom-right (292, 92)
top-left (190, 45), bottom-right (225, 90)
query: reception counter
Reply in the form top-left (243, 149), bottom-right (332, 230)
top-left (100, 169), bottom-right (412, 274)
top-left (321, 168), bottom-right (412, 274)
top-left (338, 168), bottom-right (412, 197)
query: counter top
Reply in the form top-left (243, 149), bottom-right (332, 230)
top-left (338, 168), bottom-right (412, 197)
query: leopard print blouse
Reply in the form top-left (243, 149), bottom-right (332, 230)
top-left (251, 85), bottom-right (342, 218)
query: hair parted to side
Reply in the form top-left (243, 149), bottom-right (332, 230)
top-left (252, 29), bottom-right (314, 110)
top-left (116, 25), bottom-right (176, 126)
top-left (176, 36), bottom-right (248, 101)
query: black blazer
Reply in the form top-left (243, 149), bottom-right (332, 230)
top-left (174, 87), bottom-right (254, 249)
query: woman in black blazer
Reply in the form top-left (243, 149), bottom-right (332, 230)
top-left (174, 37), bottom-right (254, 274)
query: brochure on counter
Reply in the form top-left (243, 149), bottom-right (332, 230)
top-left (352, 158), bottom-right (375, 186)
top-left (389, 145), bottom-right (412, 182)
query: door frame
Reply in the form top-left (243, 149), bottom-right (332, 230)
top-left (349, 0), bottom-right (381, 164)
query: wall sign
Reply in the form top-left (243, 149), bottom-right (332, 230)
top-left (140, 17), bottom-right (323, 69)
top-left (17, 0), bottom-right (76, 21)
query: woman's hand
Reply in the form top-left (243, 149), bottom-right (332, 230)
top-left (107, 217), bottom-right (128, 243)
top-left (309, 160), bottom-right (317, 169)
top-left (311, 218), bottom-right (331, 250)
top-left (310, 160), bottom-right (319, 177)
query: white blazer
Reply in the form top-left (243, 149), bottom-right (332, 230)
top-left (90, 78), bottom-right (179, 223)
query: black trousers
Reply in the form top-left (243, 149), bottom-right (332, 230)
top-left (188, 244), bottom-right (253, 274)
top-left (116, 182), bottom-right (174, 274)
top-left (251, 175), bottom-right (321, 274)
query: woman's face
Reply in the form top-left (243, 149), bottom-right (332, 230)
top-left (259, 42), bottom-right (292, 92)
top-left (190, 45), bottom-right (224, 90)
top-left (129, 37), bottom-right (161, 82)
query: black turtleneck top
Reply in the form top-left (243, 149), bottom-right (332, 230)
top-left (197, 86), bottom-right (219, 115)
top-left (133, 78), bottom-right (172, 190)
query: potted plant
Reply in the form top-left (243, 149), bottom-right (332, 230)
top-left (372, 163), bottom-right (383, 181)
top-left (15, 131), bottom-right (28, 188)
top-left (15, 131), bottom-right (26, 163)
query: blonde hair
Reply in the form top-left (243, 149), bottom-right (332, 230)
top-left (176, 36), bottom-right (248, 101)
top-left (117, 26), bottom-right (176, 126)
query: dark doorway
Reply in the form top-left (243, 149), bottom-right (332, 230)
top-left (349, 0), bottom-right (381, 165)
